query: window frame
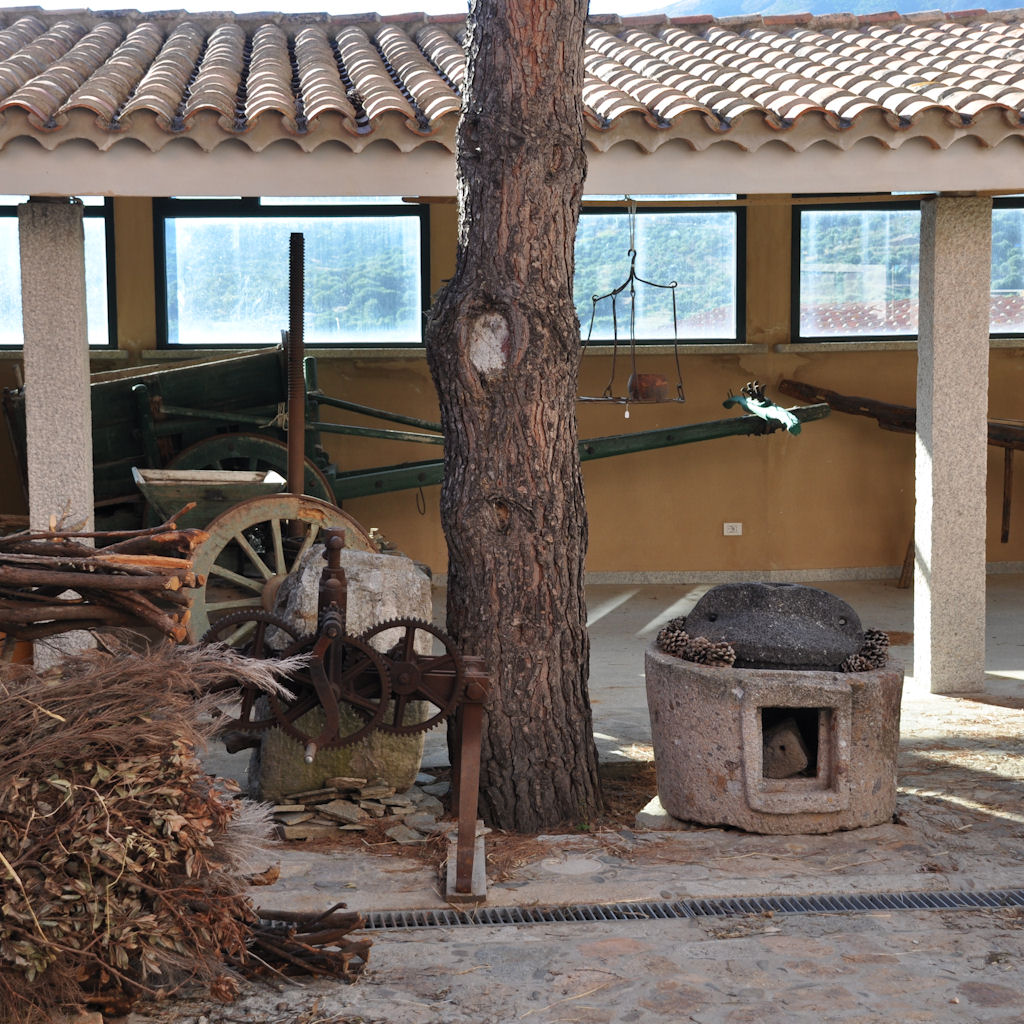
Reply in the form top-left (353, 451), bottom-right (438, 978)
top-left (791, 199), bottom-right (921, 344)
top-left (990, 196), bottom-right (1024, 340)
top-left (576, 200), bottom-right (745, 345)
top-left (152, 196), bottom-right (431, 349)
top-left (0, 196), bottom-right (116, 349)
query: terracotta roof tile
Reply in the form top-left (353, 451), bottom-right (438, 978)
top-left (182, 23), bottom-right (243, 123)
top-left (2, 7), bottom-right (1024, 154)
top-left (61, 22), bottom-right (164, 125)
top-left (376, 24), bottom-right (459, 127)
top-left (335, 24), bottom-right (415, 127)
top-left (0, 22), bottom-right (119, 126)
top-left (415, 23), bottom-right (465, 93)
top-left (0, 16), bottom-right (47, 62)
top-left (120, 22), bottom-right (204, 129)
top-left (244, 24), bottom-right (295, 127)
top-left (294, 25), bottom-right (356, 129)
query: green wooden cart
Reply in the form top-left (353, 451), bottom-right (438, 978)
top-left (2, 348), bottom-right (829, 640)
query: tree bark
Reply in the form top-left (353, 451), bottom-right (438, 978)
top-left (424, 0), bottom-right (601, 831)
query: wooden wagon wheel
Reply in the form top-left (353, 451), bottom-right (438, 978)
top-left (165, 433), bottom-right (335, 504)
top-left (185, 494), bottom-right (376, 641)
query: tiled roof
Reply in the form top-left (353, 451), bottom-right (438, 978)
top-left (2, 6), bottom-right (1024, 154)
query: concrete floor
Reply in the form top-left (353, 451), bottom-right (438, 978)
top-left (142, 577), bottom-right (1024, 1024)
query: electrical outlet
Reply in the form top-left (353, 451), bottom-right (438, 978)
top-left (723, 522), bottom-right (743, 536)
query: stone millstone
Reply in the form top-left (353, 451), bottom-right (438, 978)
top-left (685, 582), bottom-right (863, 670)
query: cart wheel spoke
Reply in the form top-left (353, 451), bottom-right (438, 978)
top-left (205, 596), bottom-right (264, 613)
top-left (232, 529), bottom-right (274, 581)
top-left (288, 526), bottom-right (318, 574)
top-left (269, 516), bottom-right (286, 575)
top-left (208, 564), bottom-right (264, 593)
top-left (220, 618), bottom-right (258, 646)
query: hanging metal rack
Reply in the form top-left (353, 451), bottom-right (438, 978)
top-left (579, 197), bottom-right (686, 417)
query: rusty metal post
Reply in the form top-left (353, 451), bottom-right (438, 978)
top-left (287, 233), bottom-right (306, 536)
top-left (449, 668), bottom-right (488, 899)
top-left (318, 529), bottom-right (348, 627)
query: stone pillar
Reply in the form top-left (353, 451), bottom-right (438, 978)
top-left (914, 195), bottom-right (991, 694)
top-left (18, 199), bottom-right (94, 530)
top-left (19, 199), bottom-right (94, 661)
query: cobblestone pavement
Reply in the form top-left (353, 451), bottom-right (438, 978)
top-left (123, 580), bottom-right (1024, 1024)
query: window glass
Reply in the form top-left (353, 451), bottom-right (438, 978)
top-left (798, 206), bottom-right (920, 339)
top-left (160, 205), bottom-right (424, 346)
top-left (575, 208), bottom-right (738, 342)
top-left (0, 200), bottom-right (111, 347)
top-left (992, 204), bottom-right (1024, 335)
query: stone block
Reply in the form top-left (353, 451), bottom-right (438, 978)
top-left (252, 546), bottom-right (434, 802)
top-left (762, 717), bottom-right (809, 779)
top-left (278, 823), bottom-right (339, 841)
top-left (386, 823), bottom-right (427, 845)
top-left (318, 799), bottom-right (365, 824)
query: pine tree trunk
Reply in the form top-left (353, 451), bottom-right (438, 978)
top-left (424, 0), bottom-right (601, 832)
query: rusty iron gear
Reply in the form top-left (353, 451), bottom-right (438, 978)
top-left (272, 632), bottom-right (393, 750)
top-left (359, 617), bottom-right (466, 734)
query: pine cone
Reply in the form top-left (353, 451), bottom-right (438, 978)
top-left (657, 622), bottom-right (690, 656)
top-left (685, 635), bottom-right (713, 663)
top-left (841, 628), bottom-right (890, 672)
top-left (703, 640), bottom-right (737, 667)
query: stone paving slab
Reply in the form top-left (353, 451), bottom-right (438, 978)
top-left (126, 909), bottom-right (1024, 1023)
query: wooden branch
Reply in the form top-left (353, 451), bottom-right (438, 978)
top-left (0, 518), bottom-right (198, 641)
top-left (89, 589), bottom-right (188, 642)
top-left (103, 528), bottom-right (209, 556)
top-left (92, 553), bottom-right (199, 578)
top-left (0, 565), bottom-right (180, 591)
top-left (0, 503), bottom-right (198, 545)
top-left (0, 603), bottom-right (125, 623)
top-left (0, 551), bottom-right (167, 577)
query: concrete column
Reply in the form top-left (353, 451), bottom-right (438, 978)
top-left (18, 199), bottom-right (94, 532)
top-left (19, 199), bottom-right (94, 664)
top-left (914, 195), bottom-right (992, 694)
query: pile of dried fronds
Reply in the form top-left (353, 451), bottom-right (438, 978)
top-left (0, 641), bottom-right (369, 1023)
top-left (0, 509), bottom-right (206, 643)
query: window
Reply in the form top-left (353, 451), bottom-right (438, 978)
top-left (795, 203), bottom-right (920, 341)
top-left (575, 201), bottom-right (741, 343)
top-left (155, 198), bottom-right (428, 346)
top-left (992, 200), bottom-right (1024, 336)
top-left (0, 196), bottom-right (114, 347)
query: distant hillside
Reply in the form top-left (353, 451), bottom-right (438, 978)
top-left (642, 0), bottom-right (969, 17)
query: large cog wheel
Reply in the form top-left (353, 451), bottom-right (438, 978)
top-left (360, 617), bottom-right (466, 734)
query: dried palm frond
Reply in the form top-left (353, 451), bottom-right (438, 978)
top-left (0, 641), bottom-right (363, 1024)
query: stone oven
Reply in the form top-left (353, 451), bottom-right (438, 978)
top-left (645, 583), bottom-right (903, 835)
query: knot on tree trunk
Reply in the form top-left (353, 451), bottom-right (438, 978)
top-left (483, 493), bottom-right (535, 533)
top-left (468, 312), bottom-right (510, 376)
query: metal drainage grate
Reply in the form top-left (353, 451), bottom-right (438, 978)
top-left (362, 889), bottom-right (1024, 931)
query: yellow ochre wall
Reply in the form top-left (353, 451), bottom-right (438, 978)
top-left (12, 193), bottom-right (1022, 577)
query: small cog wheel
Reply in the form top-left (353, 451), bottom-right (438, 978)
top-left (360, 617), bottom-right (466, 734)
top-left (274, 633), bottom-right (393, 750)
top-left (198, 610), bottom-right (306, 742)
